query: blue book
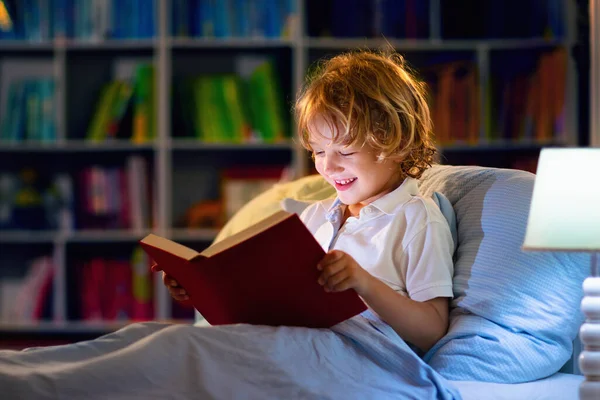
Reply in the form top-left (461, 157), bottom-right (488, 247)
top-left (414, 0), bottom-right (429, 38)
top-left (213, 0), bottom-right (232, 38)
top-left (200, 0), bottom-right (215, 37)
top-left (9, 81), bottom-right (27, 142)
top-left (263, 0), bottom-right (281, 38)
top-left (546, 0), bottom-right (564, 38)
top-left (249, 0), bottom-right (266, 37)
top-left (234, 0), bottom-right (250, 37)
top-left (38, 0), bottom-right (53, 40)
top-left (25, 80), bottom-right (42, 141)
top-left (39, 79), bottom-right (56, 143)
top-left (381, 0), bottom-right (405, 38)
top-left (53, 0), bottom-right (69, 39)
top-left (191, 0), bottom-right (203, 37)
top-left (145, 0), bottom-right (156, 38)
top-left (73, 0), bottom-right (83, 39)
top-left (131, 0), bottom-right (140, 38)
top-left (111, 0), bottom-right (121, 38)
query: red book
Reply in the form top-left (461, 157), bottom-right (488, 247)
top-left (103, 260), bottom-right (132, 321)
top-left (139, 211), bottom-right (367, 328)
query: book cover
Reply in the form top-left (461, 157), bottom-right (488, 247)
top-left (139, 210), bottom-right (367, 328)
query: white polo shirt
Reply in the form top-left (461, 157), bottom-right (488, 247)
top-left (299, 177), bottom-right (454, 302)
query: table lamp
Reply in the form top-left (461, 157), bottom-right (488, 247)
top-left (523, 148), bottom-right (600, 400)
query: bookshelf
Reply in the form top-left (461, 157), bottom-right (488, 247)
top-left (0, 0), bottom-right (585, 338)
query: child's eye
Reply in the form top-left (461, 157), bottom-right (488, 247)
top-left (313, 151), bottom-right (324, 157)
top-left (339, 152), bottom-right (356, 157)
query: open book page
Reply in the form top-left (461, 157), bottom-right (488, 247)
top-left (140, 234), bottom-right (200, 261)
top-left (200, 210), bottom-right (293, 258)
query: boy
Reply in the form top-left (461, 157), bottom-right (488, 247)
top-left (164, 50), bottom-right (454, 352)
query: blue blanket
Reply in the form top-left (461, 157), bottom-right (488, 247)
top-left (0, 311), bottom-right (461, 399)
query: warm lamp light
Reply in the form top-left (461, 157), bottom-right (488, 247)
top-left (523, 148), bottom-right (600, 251)
top-left (523, 147), bottom-right (600, 400)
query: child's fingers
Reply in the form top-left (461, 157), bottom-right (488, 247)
top-left (156, 269), bottom-right (188, 300)
top-left (168, 286), bottom-right (187, 295)
top-left (168, 286), bottom-right (188, 299)
top-left (172, 293), bottom-right (189, 301)
top-left (317, 250), bottom-right (345, 270)
top-left (329, 276), bottom-right (353, 293)
top-left (150, 263), bottom-right (162, 272)
top-left (162, 272), bottom-right (180, 288)
top-left (317, 261), bottom-right (346, 285)
top-left (323, 269), bottom-right (350, 291)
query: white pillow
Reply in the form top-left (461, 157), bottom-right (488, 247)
top-left (213, 174), bottom-right (335, 244)
top-left (418, 165), bottom-right (587, 383)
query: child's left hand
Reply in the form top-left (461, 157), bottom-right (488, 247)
top-left (317, 250), bottom-right (373, 296)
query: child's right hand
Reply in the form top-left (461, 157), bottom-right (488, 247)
top-left (151, 263), bottom-right (189, 302)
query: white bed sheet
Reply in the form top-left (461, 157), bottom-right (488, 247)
top-left (454, 373), bottom-right (583, 400)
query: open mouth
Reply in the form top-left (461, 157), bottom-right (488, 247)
top-left (333, 177), bottom-right (357, 191)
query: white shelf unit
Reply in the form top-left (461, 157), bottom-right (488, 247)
top-left (0, 0), bottom-right (581, 334)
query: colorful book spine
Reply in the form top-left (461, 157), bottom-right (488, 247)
top-left (132, 64), bottom-right (155, 144)
top-left (131, 246), bottom-right (154, 320)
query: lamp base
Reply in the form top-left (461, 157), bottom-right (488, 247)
top-left (580, 381), bottom-right (600, 400)
top-left (580, 253), bottom-right (600, 400)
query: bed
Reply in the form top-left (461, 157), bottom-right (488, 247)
top-left (0, 164), bottom-right (587, 399)
top-left (212, 164), bottom-right (587, 399)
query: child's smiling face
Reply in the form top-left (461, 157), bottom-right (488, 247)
top-left (309, 118), bottom-right (404, 215)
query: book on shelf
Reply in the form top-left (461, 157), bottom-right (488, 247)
top-left (171, 0), bottom-right (296, 39)
top-left (307, 0), bottom-right (428, 39)
top-left (174, 57), bottom-right (286, 143)
top-left (0, 78), bottom-right (56, 143)
top-left (0, 0), bottom-right (156, 41)
top-left (422, 60), bottom-right (480, 146)
top-left (75, 248), bottom-right (154, 322)
top-left (489, 47), bottom-right (566, 143)
top-left (76, 154), bottom-right (151, 230)
top-left (132, 64), bottom-right (156, 144)
top-left (85, 63), bottom-right (153, 143)
top-left (0, 256), bottom-right (55, 323)
top-left (139, 210), bottom-right (367, 328)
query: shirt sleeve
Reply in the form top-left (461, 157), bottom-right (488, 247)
top-left (298, 201), bottom-right (324, 236)
top-left (299, 199), bottom-right (337, 237)
top-left (401, 220), bottom-right (454, 302)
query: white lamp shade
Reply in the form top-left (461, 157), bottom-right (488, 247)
top-left (523, 148), bottom-right (600, 252)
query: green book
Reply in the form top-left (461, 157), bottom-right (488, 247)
top-left (132, 64), bottom-right (155, 143)
top-left (87, 81), bottom-right (123, 142)
top-left (247, 60), bottom-right (287, 142)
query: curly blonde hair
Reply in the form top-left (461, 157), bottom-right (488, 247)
top-left (294, 49), bottom-right (437, 179)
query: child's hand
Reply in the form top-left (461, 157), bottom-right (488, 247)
top-left (151, 263), bottom-right (189, 302)
top-left (317, 250), bottom-right (373, 297)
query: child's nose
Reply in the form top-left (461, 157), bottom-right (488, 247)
top-left (323, 155), bottom-right (341, 173)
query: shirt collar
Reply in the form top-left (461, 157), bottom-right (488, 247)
top-left (325, 198), bottom-right (345, 224)
top-left (371, 177), bottom-right (419, 214)
top-left (323, 177), bottom-right (419, 219)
